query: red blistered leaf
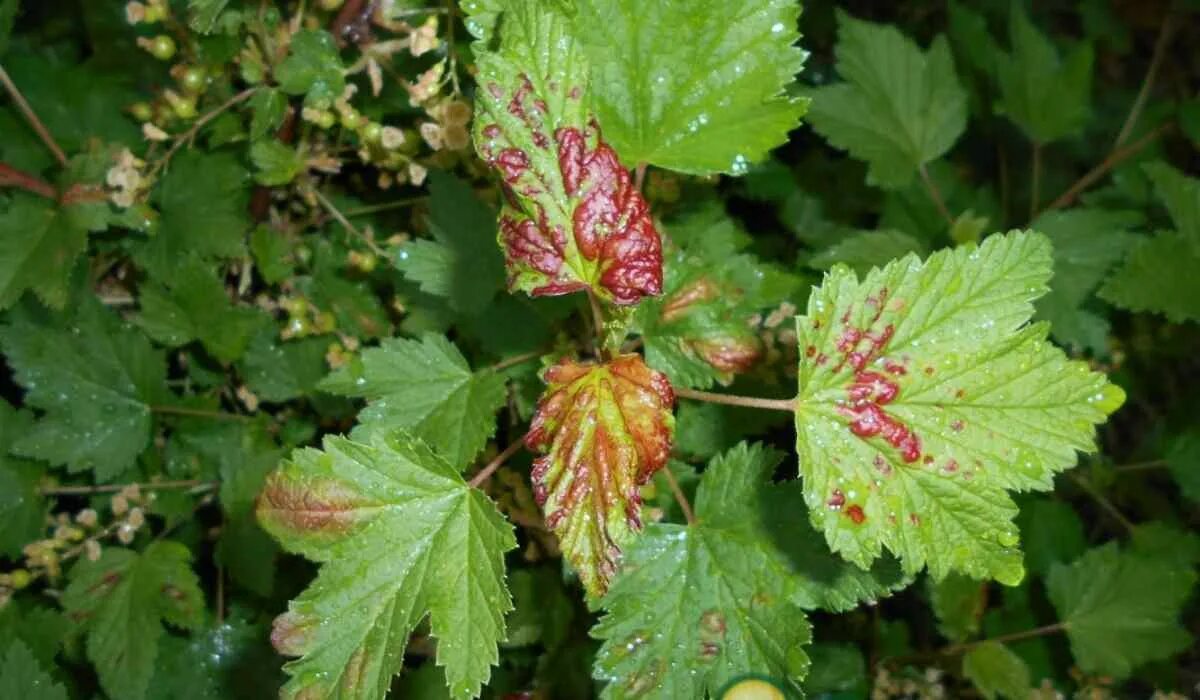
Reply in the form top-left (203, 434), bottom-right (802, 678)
top-left (525, 354), bottom-right (675, 598)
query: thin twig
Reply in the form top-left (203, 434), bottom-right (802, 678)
top-left (1041, 122), bottom-right (1173, 215)
top-left (674, 387), bottom-right (797, 413)
top-left (489, 350), bottom-right (543, 373)
top-left (151, 405), bottom-right (255, 422)
top-left (1069, 473), bottom-right (1134, 532)
top-left (1114, 13), bottom-right (1175, 149)
top-left (468, 440), bottom-right (525, 489)
top-left (661, 467), bottom-right (695, 526)
top-left (40, 479), bottom-right (218, 496)
top-left (312, 187), bottom-right (385, 255)
top-left (343, 196), bottom-right (428, 217)
top-left (0, 162), bottom-right (57, 199)
top-left (634, 162), bottom-right (647, 192)
top-left (1112, 459), bottom-right (1168, 473)
top-left (148, 87), bottom-right (260, 179)
top-left (586, 289), bottom-right (607, 355)
top-left (943, 623), bottom-right (1067, 657)
top-left (1029, 142), bottom-right (1042, 221)
top-left (0, 64), bottom-right (67, 166)
top-left (918, 163), bottom-right (952, 225)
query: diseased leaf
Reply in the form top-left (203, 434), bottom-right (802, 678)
top-left (592, 443), bottom-right (811, 698)
top-left (0, 641), bottom-right (67, 700)
top-left (573, 0), bottom-right (808, 175)
top-left (319, 333), bottom-right (507, 469)
top-left (805, 13), bottom-right (967, 189)
top-left (0, 298), bottom-right (168, 480)
top-left (473, 0), bottom-right (663, 305)
top-left (257, 432), bottom-right (516, 700)
top-left (395, 171), bottom-right (505, 315)
top-left (1047, 542), bottom-right (1195, 679)
top-left (634, 250), bottom-right (763, 390)
top-left (525, 354), bottom-right (674, 599)
top-left (995, 5), bottom-right (1093, 143)
top-left (794, 231), bottom-right (1122, 583)
top-left (962, 642), bottom-right (1030, 700)
top-left (63, 542), bottom-right (205, 700)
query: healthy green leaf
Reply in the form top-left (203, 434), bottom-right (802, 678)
top-left (1047, 542), bottom-right (1195, 679)
top-left (1015, 497), bottom-right (1085, 576)
top-left (592, 443), bottom-right (811, 699)
top-left (634, 250), bottom-right (763, 390)
top-left (395, 171), bottom-right (504, 315)
top-left (0, 641), bottom-right (67, 700)
top-left (319, 334), bottom-right (507, 468)
top-left (249, 225), bottom-right (295, 284)
top-left (239, 328), bottom-right (330, 403)
top-left (525, 355), bottom-right (675, 599)
top-left (0, 298), bottom-right (168, 480)
top-left (275, 30), bottom-right (344, 106)
top-left (1099, 230), bottom-right (1200, 323)
top-left (1142, 161), bottom-right (1200, 245)
top-left (137, 258), bottom-right (264, 364)
top-left (187, 0), bottom-right (230, 33)
top-left (148, 618), bottom-right (281, 700)
top-left (809, 230), bottom-right (927, 276)
top-left (794, 231), bottom-right (1122, 583)
top-left (962, 641), bottom-right (1030, 700)
top-left (257, 432), bottom-right (516, 700)
top-left (995, 5), bottom-right (1093, 143)
top-left (573, 0), bottom-right (808, 175)
top-left (928, 573), bottom-right (985, 643)
top-left (1167, 429), bottom-right (1200, 503)
top-left (0, 603), bottom-right (69, 669)
top-left (63, 542), bottom-right (205, 700)
top-left (472, 0), bottom-right (663, 305)
top-left (249, 88), bottom-right (288, 141)
top-left (0, 401), bottom-right (45, 558)
top-left (138, 151), bottom-right (250, 278)
top-left (0, 0), bottom-right (16, 56)
top-left (250, 140), bottom-right (304, 186)
top-left (804, 13), bottom-right (967, 189)
top-left (803, 643), bottom-right (867, 697)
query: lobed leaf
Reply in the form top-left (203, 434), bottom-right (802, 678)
top-left (794, 231), bottom-right (1122, 583)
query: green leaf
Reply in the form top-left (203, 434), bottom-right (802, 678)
top-left (634, 250), bottom-right (763, 390)
top-left (319, 334), bottom-right (507, 469)
top-left (1167, 429), bottom-right (1200, 503)
top-left (1142, 160), bottom-right (1200, 246)
top-left (0, 401), bottom-right (46, 558)
top-left (803, 643), bottom-right (867, 696)
top-left (63, 541), bottom-right (205, 700)
top-left (805, 13), bottom-right (967, 189)
top-left (929, 573), bottom-right (985, 643)
top-left (1015, 497), bottom-right (1085, 576)
top-left (794, 231), bottom-right (1122, 583)
top-left (299, 247), bottom-right (391, 338)
top-left (137, 258), bottom-right (264, 364)
top-left (138, 151), bottom-right (250, 278)
top-left (250, 140), bottom-right (304, 186)
top-left (395, 171), bottom-right (504, 315)
top-left (592, 443), bottom-right (811, 699)
top-left (249, 225), bottom-right (295, 284)
top-left (187, 0), bottom-right (230, 33)
top-left (995, 5), bottom-right (1093, 143)
top-left (1099, 230), bottom-right (1200, 323)
top-left (472, 0), bottom-right (663, 305)
top-left (275, 29), bottom-right (344, 106)
top-left (809, 229), bottom-right (927, 276)
top-left (573, 0), bottom-right (807, 175)
top-left (0, 0), bottom-right (17, 56)
top-left (1047, 542), bottom-right (1195, 679)
top-left (148, 618), bottom-right (281, 700)
top-left (249, 88), bottom-right (288, 141)
top-left (962, 642), bottom-right (1030, 700)
top-left (257, 432), bottom-right (516, 700)
top-left (240, 329), bottom-right (330, 403)
top-left (0, 602), bottom-right (69, 669)
top-left (525, 355), bottom-right (676, 599)
top-left (0, 641), bottom-right (67, 700)
top-left (0, 298), bottom-right (168, 480)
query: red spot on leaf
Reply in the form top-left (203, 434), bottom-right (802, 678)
top-left (272, 611), bottom-right (318, 657)
top-left (494, 148), bottom-right (530, 184)
top-left (846, 505), bottom-right (866, 524)
top-left (805, 345), bottom-right (816, 358)
top-left (827, 489), bottom-right (845, 508)
top-left (951, 419), bottom-right (965, 432)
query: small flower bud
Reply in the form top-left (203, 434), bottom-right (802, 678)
top-left (85, 540), bottom-right (102, 562)
top-left (127, 508), bottom-right (145, 529)
top-left (117, 524), bottom-right (136, 545)
top-left (111, 494), bottom-right (129, 516)
top-left (76, 508), bottom-right (99, 528)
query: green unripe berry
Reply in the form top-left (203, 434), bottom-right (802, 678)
top-left (339, 109), bottom-right (364, 130)
top-left (9, 569), bottom-right (31, 590)
top-left (143, 5), bottom-right (166, 23)
top-left (283, 297), bottom-right (310, 316)
top-left (319, 0), bottom-right (345, 10)
top-left (349, 250), bottom-right (378, 273)
top-left (171, 96), bottom-right (197, 120)
top-left (179, 66), bottom-right (207, 94)
top-left (148, 35), bottom-right (176, 61)
top-left (129, 102), bottom-right (154, 122)
top-left (361, 122), bottom-right (382, 142)
top-left (262, 7), bottom-right (281, 26)
top-left (314, 311), bottom-right (337, 334)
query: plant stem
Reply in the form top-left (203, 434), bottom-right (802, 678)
top-left (586, 289), bottom-right (607, 355)
top-left (489, 350), bottom-right (543, 373)
top-left (148, 87), bottom-right (260, 178)
top-left (343, 196), bottom-right (428, 217)
top-left (918, 163), bottom-right (952, 225)
top-left (0, 162), bottom-right (57, 199)
top-left (468, 440), bottom-right (525, 489)
top-left (942, 622), bottom-right (1067, 656)
top-left (0, 64), bottom-right (67, 167)
top-left (1069, 472), bottom-right (1134, 532)
top-left (1112, 459), bottom-right (1168, 473)
top-left (1041, 121), bottom-right (1173, 214)
top-left (1029, 142), bottom-right (1042, 221)
top-left (312, 187), bottom-right (385, 256)
top-left (40, 479), bottom-right (218, 496)
top-left (1114, 12), bottom-right (1174, 149)
top-left (661, 467), bottom-right (696, 526)
top-left (674, 387), bottom-right (796, 413)
top-left (634, 162), bottom-right (647, 192)
top-left (150, 405), bottom-right (254, 422)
